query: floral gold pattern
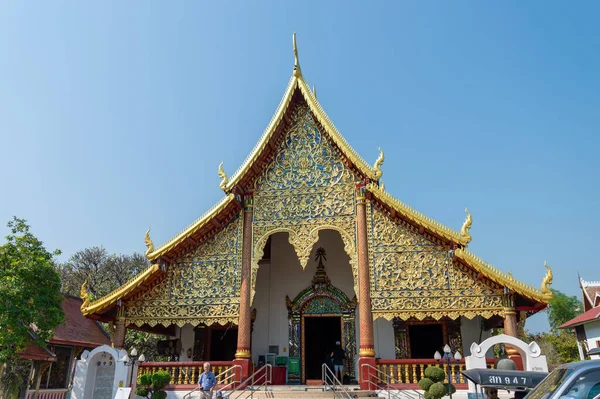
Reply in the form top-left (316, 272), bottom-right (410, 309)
top-left (251, 101), bottom-right (359, 304)
top-left (125, 215), bottom-right (243, 327)
top-left (369, 205), bottom-right (505, 320)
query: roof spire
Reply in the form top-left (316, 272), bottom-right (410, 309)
top-left (293, 32), bottom-right (302, 77)
top-left (313, 84), bottom-right (317, 99)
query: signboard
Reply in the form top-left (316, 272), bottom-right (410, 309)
top-left (93, 353), bottom-right (116, 399)
top-left (481, 374), bottom-right (532, 388)
top-left (114, 388), bottom-right (131, 399)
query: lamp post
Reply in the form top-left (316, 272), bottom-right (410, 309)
top-left (123, 348), bottom-right (146, 389)
top-left (434, 345), bottom-right (462, 399)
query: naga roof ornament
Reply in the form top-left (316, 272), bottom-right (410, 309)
top-left (460, 208), bottom-right (473, 245)
top-left (293, 32), bottom-right (301, 77)
top-left (373, 148), bottom-right (384, 180)
top-left (80, 281), bottom-right (91, 310)
top-left (218, 161), bottom-right (229, 192)
top-left (541, 261), bottom-right (553, 297)
top-left (144, 227), bottom-right (154, 258)
top-left (312, 85), bottom-right (317, 99)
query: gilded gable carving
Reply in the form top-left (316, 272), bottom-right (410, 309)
top-left (251, 100), bottom-right (359, 304)
top-left (369, 205), bottom-right (504, 320)
top-left (125, 215), bottom-right (243, 327)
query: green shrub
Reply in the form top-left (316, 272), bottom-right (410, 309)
top-left (429, 382), bottom-right (447, 398)
top-left (444, 383), bottom-right (457, 394)
top-left (424, 366), bottom-right (446, 383)
top-left (151, 371), bottom-right (171, 389)
top-left (418, 378), bottom-right (434, 391)
top-left (136, 371), bottom-right (171, 399)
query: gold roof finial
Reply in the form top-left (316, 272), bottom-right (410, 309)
top-left (293, 32), bottom-right (302, 77)
top-left (541, 261), bottom-right (553, 297)
top-left (313, 84), bottom-right (317, 99)
top-left (373, 148), bottom-right (384, 180)
top-left (460, 208), bottom-right (473, 245)
top-left (218, 161), bottom-right (229, 192)
top-left (145, 227), bottom-right (154, 258)
top-left (80, 281), bottom-right (91, 310)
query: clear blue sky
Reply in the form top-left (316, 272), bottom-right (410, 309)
top-left (1, 2), bottom-right (599, 334)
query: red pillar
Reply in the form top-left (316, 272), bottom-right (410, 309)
top-left (234, 194), bottom-right (253, 381)
top-left (356, 184), bottom-right (377, 389)
top-left (503, 295), bottom-right (523, 370)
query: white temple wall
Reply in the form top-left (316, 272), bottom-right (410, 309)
top-left (584, 321), bottom-right (600, 359)
top-left (251, 230), bottom-right (357, 364)
top-left (460, 316), bottom-right (492, 357)
top-left (373, 318), bottom-right (395, 359)
top-left (179, 324), bottom-right (195, 361)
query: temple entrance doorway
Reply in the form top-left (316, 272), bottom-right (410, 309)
top-left (409, 324), bottom-right (444, 359)
top-left (303, 316), bottom-right (341, 380)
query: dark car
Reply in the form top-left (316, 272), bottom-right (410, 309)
top-left (524, 359), bottom-right (600, 399)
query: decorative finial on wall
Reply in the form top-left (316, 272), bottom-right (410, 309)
top-left (373, 148), bottom-right (384, 180)
top-left (218, 161), bottom-right (229, 192)
top-left (460, 208), bottom-right (472, 245)
top-left (541, 261), bottom-right (553, 298)
top-left (144, 227), bottom-right (154, 257)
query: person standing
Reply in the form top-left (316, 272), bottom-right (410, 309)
top-left (331, 341), bottom-right (346, 383)
top-left (198, 362), bottom-right (217, 399)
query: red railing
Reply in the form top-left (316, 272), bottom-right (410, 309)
top-left (138, 361), bottom-right (235, 386)
top-left (375, 358), bottom-right (496, 386)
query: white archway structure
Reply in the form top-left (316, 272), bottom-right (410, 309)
top-left (71, 345), bottom-right (129, 399)
top-left (465, 334), bottom-right (548, 392)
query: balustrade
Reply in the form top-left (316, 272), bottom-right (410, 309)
top-left (138, 361), bottom-right (235, 386)
top-left (375, 359), bottom-right (496, 386)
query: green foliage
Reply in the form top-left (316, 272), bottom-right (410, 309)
top-left (444, 383), bottom-right (457, 394)
top-left (0, 217), bottom-right (64, 397)
top-left (151, 391), bottom-right (167, 399)
top-left (547, 289), bottom-right (583, 329)
top-left (419, 367), bottom-right (455, 399)
top-left (424, 366), bottom-right (446, 383)
top-left (527, 329), bottom-right (580, 367)
top-left (136, 386), bottom-right (150, 397)
top-left (140, 374), bottom-right (153, 386)
top-left (136, 371), bottom-right (171, 399)
top-left (0, 359), bottom-right (31, 399)
top-left (418, 377), bottom-right (434, 391)
top-left (151, 371), bottom-right (171, 389)
top-left (57, 248), bottom-right (165, 361)
top-left (429, 382), bottom-right (448, 398)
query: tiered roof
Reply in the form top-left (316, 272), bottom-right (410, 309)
top-left (81, 34), bottom-right (552, 319)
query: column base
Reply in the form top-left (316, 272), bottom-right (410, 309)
top-left (232, 358), bottom-right (252, 386)
top-left (358, 357), bottom-right (377, 390)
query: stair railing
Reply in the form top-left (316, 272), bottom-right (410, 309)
top-left (228, 364), bottom-right (273, 399)
top-left (321, 363), bottom-right (355, 399)
top-left (360, 363), bottom-right (424, 399)
top-left (183, 365), bottom-right (242, 399)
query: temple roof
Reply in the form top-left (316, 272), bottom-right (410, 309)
top-left (580, 277), bottom-right (600, 311)
top-left (81, 34), bottom-right (552, 319)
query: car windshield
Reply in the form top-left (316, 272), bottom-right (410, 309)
top-left (525, 368), bottom-right (574, 399)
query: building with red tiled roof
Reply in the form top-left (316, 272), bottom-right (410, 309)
top-left (559, 277), bottom-right (600, 360)
top-left (19, 295), bottom-right (111, 398)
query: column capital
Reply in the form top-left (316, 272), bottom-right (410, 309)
top-left (356, 183), bottom-right (366, 203)
top-left (244, 193), bottom-right (254, 211)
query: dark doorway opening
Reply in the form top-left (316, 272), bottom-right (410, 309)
top-left (304, 316), bottom-right (341, 380)
top-left (408, 324), bottom-right (444, 359)
top-left (210, 327), bottom-right (238, 361)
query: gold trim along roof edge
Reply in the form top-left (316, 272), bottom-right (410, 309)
top-left (146, 193), bottom-right (235, 261)
top-left (455, 248), bottom-right (552, 304)
top-left (224, 74), bottom-right (378, 190)
top-left (80, 264), bottom-right (161, 316)
top-left (366, 183), bottom-right (468, 245)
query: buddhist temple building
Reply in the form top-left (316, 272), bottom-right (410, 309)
top-left (81, 34), bottom-right (553, 386)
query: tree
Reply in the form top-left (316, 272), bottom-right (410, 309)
top-left (547, 289), bottom-right (583, 329)
top-left (57, 247), bottom-right (147, 300)
top-left (0, 217), bottom-right (64, 397)
top-left (57, 247), bottom-right (165, 360)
